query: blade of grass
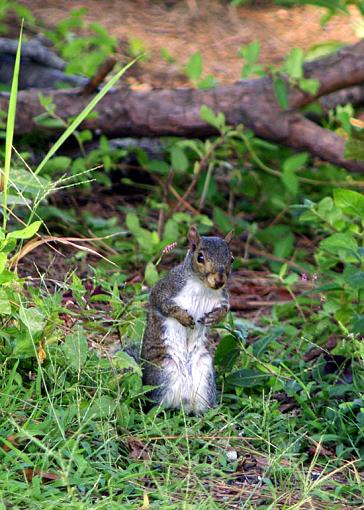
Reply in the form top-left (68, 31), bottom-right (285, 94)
top-left (34, 57), bottom-right (139, 176)
top-left (2, 23), bottom-right (23, 231)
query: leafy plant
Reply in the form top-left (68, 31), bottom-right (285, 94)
top-left (185, 51), bottom-right (217, 89)
top-left (238, 40), bottom-right (264, 78)
top-left (0, 0), bottom-right (34, 34)
top-left (44, 8), bottom-right (117, 77)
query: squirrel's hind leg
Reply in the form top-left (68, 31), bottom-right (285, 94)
top-left (156, 318), bottom-right (191, 410)
top-left (189, 350), bottom-right (216, 415)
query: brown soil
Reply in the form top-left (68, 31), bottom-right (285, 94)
top-left (22, 0), bottom-right (360, 89)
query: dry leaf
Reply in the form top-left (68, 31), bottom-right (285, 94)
top-left (141, 491), bottom-right (150, 510)
top-left (308, 443), bottom-right (334, 458)
top-left (23, 468), bottom-right (60, 483)
top-left (38, 339), bottom-right (46, 364)
top-left (351, 117), bottom-right (364, 129)
top-left (127, 437), bottom-right (150, 461)
top-left (2, 434), bottom-right (19, 452)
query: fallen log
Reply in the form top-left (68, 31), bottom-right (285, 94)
top-left (2, 40), bottom-right (364, 172)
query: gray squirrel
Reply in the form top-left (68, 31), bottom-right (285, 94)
top-left (141, 226), bottom-right (233, 414)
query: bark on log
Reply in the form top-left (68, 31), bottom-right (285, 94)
top-left (2, 40), bottom-right (364, 172)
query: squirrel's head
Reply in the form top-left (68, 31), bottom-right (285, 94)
top-left (187, 225), bottom-right (234, 290)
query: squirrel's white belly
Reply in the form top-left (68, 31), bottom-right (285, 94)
top-left (161, 279), bottom-right (223, 412)
top-left (173, 278), bottom-right (223, 322)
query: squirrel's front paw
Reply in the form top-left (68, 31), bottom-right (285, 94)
top-left (198, 307), bottom-right (227, 326)
top-left (176, 309), bottom-right (195, 328)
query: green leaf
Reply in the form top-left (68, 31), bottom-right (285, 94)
top-left (171, 146), bottom-right (189, 172)
top-left (281, 167), bottom-right (298, 195)
top-left (259, 225), bottom-right (294, 259)
top-left (185, 52), bottom-right (203, 82)
top-left (213, 207), bottom-right (234, 234)
top-left (0, 252), bottom-right (7, 274)
top-left (305, 41), bottom-right (344, 61)
top-left (163, 218), bottom-right (179, 242)
top-left (225, 369), bottom-right (270, 388)
top-left (318, 196), bottom-right (334, 215)
top-left (42, 156), bottom-right (72, 174)
top-left (345, 136), bottom-right (364, 161)
top-left (200, 105), bottom-right (225, 131)
top-left (125, 212), bottom-right (140, 232)
top-left (0, 289), bottom-right (11, 315)
top-left (63, 329), bottom-right (89, 370)
top-left (0, 193), bottom-right (31, 206)
top-left (238, 40), bottom-right (261, 64)
top-left (112, 350), bottom-right (142, 375)
top-left (333, 189), bottom-right (364, 219)
top-left (9, 168), bottom-right (49, 192)
top-left (283, 153), bottom-right (308, 173)
top-left (273, 77), bottom-right (289, 109)
top-left (34, 116), bottom-right (65, 129)
top-left (352, 315), bottom-right (364, 334)
top-left (320, 233), bottom-right (358, 258)
top-left (214, 335), bottom-right (240, 372)
top-left (19, 307), bottom-right (45, 335)
top-left (145, 160), bottom-right (170, 174)
top-left (343, 266), bottom-right (364, 290)
top-left (285, 47), bottom-right (304, 80)
top-left (12, 334), bottom-right (35, 358)
top-left (299, 77), bottom-right (320, 95)
top-left (7, 221), bottom-right (42, 240)
top-left (88, 395), bottom-right (115, 419)
top-left (252, 328), bottom-right (283, 357)
top-left (281, 152), bottom-right (308, 194)
top-left (145, 261), bottom-right (159, 286)
top-left (160, 47), bottom-right (175, 63)
top-left (197, 75), bottom-right (216, 89)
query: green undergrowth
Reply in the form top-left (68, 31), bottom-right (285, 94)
top-left (0, 7), bottom-right (363, 510)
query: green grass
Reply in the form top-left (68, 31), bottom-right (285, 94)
top-left (2, 23), bottom-right (22, 230)
top-left (0, 11), bottom-right (363, 510)
top-left (0, 277), bottom-right (362, 510)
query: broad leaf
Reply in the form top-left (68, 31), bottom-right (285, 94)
top-left (145, 261), bottom-right (159, 286)
top-left (225, 368), bottom-right (270, 388)
top-left (63, 329), bottom-right (89, 370)
top-left (334, 189), bottom-right (364, 219)
top-left (19, 307), bottom-right (45, 335)
top-left (7, 221), bottom-right (42, 240)
top-left (186, 52), bottom-right (203, 82)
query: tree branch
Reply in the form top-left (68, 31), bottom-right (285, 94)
top-left (1, 40), bottom-right (364, 172)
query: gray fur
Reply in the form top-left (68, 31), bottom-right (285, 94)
top-left (141, 233), bottom-right (232, 414)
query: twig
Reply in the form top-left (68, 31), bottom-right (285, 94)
top-left (81, 56), bottom-right (117, 95)
top-left (173, 137), bottom-right (226, 212)
top-left (154, 175), bottom-right (199, 215)
top-left (157, 170), bottom-right (173, 239)
top-left (241, 242), bottom-right (306, 271)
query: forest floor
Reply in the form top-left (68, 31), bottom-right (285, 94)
top-left (23, 0), bottom-right (360, 89)
top-left (3, 3), bottom-right (363, 509)
top-left (16, 0), bottom-right (361, 289)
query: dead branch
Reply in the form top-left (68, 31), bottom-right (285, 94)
top-left (2, 40), bottom-right (364, 171)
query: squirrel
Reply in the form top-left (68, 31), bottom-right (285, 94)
top-left (141, 226), bottom-right (233, 415)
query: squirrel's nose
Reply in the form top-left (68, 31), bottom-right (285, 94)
top-left (214, 272), bottom-right (226, 288)
top-left (214, 281), bottom-right (224, 289)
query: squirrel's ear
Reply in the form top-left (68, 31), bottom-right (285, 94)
top-left (188, 225), bottom-right (200, 250)
top-left (224, 230), bottom-right (234, 244)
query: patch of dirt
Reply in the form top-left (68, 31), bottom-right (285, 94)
top-left (22, 0), bottom-right (360, 88)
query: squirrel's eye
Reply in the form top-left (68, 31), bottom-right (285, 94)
top-left (231, 256), bottom-right (234, 264)
top-left (197, 252), bottom-right (205, 263)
